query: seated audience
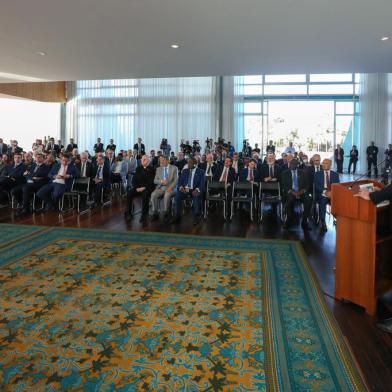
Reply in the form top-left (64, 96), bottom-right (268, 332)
top-left (314, 158), bottom-right (340, 232)
top-left (14, 152), bottom-right (50, 214)
top-left (91, 155), bottom-right (111, 206)
top-left (124, 155), bottom-right (155, 222)
top-left (281, 158), bottom-right (312, 230)
top-left (150, 155), bottom-right (178, 222)
top-left (0, 153), bottom-right (26, 204)
top-left (172, 157), bottom-right (205, 225)
top-left (36, 153), bottom-right (80, 210)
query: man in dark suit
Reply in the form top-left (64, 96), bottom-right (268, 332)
top-left (239, 159), bottom-right (261, 182)
top-left (133, 138), bottom-right (146, 157)
top-left (281, 159), bottom-right (312, 230)
top-left (314, 158), bottom-right (340, 232)
top-left (125, 155), bottom-right (155, 222)
top-left (94, 138), bottom-right (104, 154)
top-left (66, 138), bottom-right (78, 152)
top-left (7, 140), bottom-right (23, 156)
top-left (306, 154), bottom-right (322, 193)
top-left (13, 152), bottom-right (50, 214)
top-left (106, 139), bottom-right (116, 153)
top-left (175, 151), bottom-right (187, 174)
top-left (231, 152), bottom-right (243, 180)
top-left (0, 138), bottom-right (8, 154)
top-left (366, 141), bottom-right (379, 177)
top-left (92, 155), bottom-right (111, 206)
top-left (37, 154), bottom-right (80, 210)
top-left (45, 138), bottom-right (61, 156)
top-left (266, 140), bottom-right (276, 154)
top-left (213, 156), bottom-right (236, 220)
top-left (334, 144), bottom-right (344, 174)
top-left (0, 153), bottom-right (26, 203)
top-left (75, 152), bottom-right (93, 178)
top-left (172, 157), bottom-right (205, 225)
top-left (260, 154), bottom-right (280, 183)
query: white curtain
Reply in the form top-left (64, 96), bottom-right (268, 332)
top-left (359, 73), bottom-right (392, 171)
top-left (221, 76), bottom-right (244, 151)
top-left (66, 77), bottom-right (218, 154)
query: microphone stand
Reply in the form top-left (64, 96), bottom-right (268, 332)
top-left (353, 157), bottom-right (388, 182)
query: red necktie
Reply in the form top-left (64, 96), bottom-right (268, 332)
top-left (249, 169), bottom-right (254, 181)
top-left (326, 172), bottom-right (331, 191)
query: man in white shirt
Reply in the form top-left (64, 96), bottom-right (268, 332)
top-left (284, 142), bottom-right (296, 154)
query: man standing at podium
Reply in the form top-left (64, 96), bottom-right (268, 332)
top-left (356, 183), bottom-right (392, 333)
top-left (315, 158), bottom-right (340, 232)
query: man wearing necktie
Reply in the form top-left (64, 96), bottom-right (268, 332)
top-left (281, 159), bottom-right (312, 230)
top-left (133, 138), bottom-right (145, 158)
top-left (14, 152), bottom-right (51, 214)
top-left (260, 154), bottom-right (279, 183)
top-left (150, 155), bottom-right (178, 222)
top-left (314, 159), bottom-right (340, 232)
top-left (213, 157), bottom-right (236, 220)
top-left (172, 157), bottom-right (205, 225)
top-left (37, 154), bottom-right (80, 210)
top-left (91, 155), bottom-right (111, 206)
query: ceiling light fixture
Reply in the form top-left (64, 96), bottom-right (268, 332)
top-left (35, 51), bottom-right (47, 56)
top-left (170, 44), bottom-right (180, 49)
top-left (380, 36), bottom-right (389, 41)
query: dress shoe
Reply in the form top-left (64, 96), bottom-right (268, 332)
top-left (17, 208), bottom-right (30, 216)
top-left (150, 212), bottom-right (159, 222)
top-left (124, 211), bottom-right (132, 220)
top-left (170, 216), bottom-right (181, 224)
top-left (193, 215), bottom-right (201, 225)
top-left (320, 222), bottom-right (328, 233)
top-left (139, 215), bottom-right (147, 223)
top-left (301, 219), bottom-right (311, 231)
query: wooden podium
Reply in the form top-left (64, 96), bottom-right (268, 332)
top-left (331, 180), bottom-right (392, 316)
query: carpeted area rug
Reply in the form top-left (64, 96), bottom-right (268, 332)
top-left (0, 224), bottom-right (365, 391)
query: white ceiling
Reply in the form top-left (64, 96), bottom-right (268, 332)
top-left (0, 0), bottom-right (391, 82)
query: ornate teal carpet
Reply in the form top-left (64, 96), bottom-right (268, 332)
top-left (0, 224), bottom-right (365, 391)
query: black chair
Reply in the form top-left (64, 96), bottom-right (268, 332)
top-left (258, 181), bottom-right (282, 222)
top-left (311, 183), bottom-right (320, 224)
top-left (231, 181), bottom-right (254, 221)
top-left (204, 181), bottom-right (228, 220)
top-left (60, 177), bottom-right (91, 213)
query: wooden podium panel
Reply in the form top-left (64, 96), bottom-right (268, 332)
top-left (331, 180), bottom-right (390, 316)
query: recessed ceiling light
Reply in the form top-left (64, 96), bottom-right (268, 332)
top-left (35, 51), bottom-right (47, 56)
top-left (170, 44), bottom-right (180, 49)
top-left (380, 36), bottom-right (389, 41)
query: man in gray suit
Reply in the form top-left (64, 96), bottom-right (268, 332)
top-left (150, 155), bottom-right (178, 222)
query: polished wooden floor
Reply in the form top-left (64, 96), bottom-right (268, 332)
top-left (1, 195), bottom-right (392, 391)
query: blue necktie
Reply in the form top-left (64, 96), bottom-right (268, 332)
top-left (164, 167), bottom-right (168, 180)
top-left (187, 169), bottom-right (193, 188)
top-left (292, 170), bottom-right (298, 192)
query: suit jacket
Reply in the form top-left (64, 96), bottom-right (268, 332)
top-left (46, 143), bottom-right (61, 155)
top-left (66, 143), bottom-right (78, 152)
top-left (259, 164), bottom-right (280, 182)
top-left (25, 163), bottom-right (51, 186)
top-left (8, 146), bottom-right (23, 155)
top-left (178, 167), bottom-right (205, 192)
top-left (175, 159), bottom-right (187, 174)
top-left (349, 149), bottom-right (359, 161)
top-left (370, 183), bottom-right (392, 230)
top-left (48, 163), bottom-right (80, 190)
top-left (0, 143), bottom-right (8, 154)
top-left (94, 143), bottom-right (104, 153)
top-left (239, 167), bottom-right (261, 182)
top-left (76, 161), bottom-right (94, 178)
top-left (213, 166), bottom-right (236, 185)
top-left (231, 159), bottom-right (244, 177)
top-left (314, 170), bottom-right (340, 198)
top-left (154, 164), bottom-right (178, 191)
top-left (126, 156), bottom-right (138, 174)
top-left (198, 162), bottom-right (217, 177)
top-left (133, 143), bottom-right (146, 155)
top-left (93, 164), bottom-right (111, 186)
top-left (132, 165), bottom-right (155, 191)
top-left (106, 144), bottom-right (116, 152)
top-left (281, 169), bottom-right (309, 197)
top-left (334, 148), bottom-right (344, 161)
top-left (2, 163), bottom-right (26, 183)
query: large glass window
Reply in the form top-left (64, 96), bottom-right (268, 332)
top-left (0, 98), bottom-right (61, 151)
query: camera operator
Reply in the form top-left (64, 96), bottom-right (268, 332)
top-left (160, 138), bottom-right (171, 156)
top-left (192, 140), bottom-right (201, 154)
